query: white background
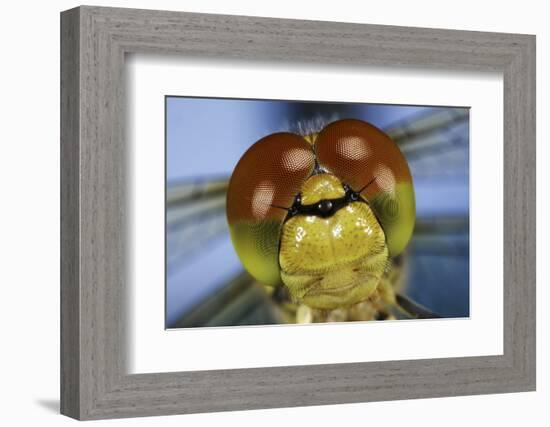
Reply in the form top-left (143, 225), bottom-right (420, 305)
top-left (0, 0), bottom-right (546, 426)
top-left (129, 57), bottom-right (503, 373)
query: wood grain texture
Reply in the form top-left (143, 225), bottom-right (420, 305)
top-left (60, 5), bottom-right (536, 420)
top-left (60, 7), bottom-right (81, 419)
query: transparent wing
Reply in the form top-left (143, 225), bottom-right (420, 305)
top-left (166, 177), bottom-right (228, 272)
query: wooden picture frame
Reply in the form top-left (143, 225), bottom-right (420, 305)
top-left (60, 5), bottom-right (536, 420)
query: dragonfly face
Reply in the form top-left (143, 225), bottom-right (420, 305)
top-left (226, 118), bottom-right (415, 310)
top-left (279, 173), bottom-right (389, 309)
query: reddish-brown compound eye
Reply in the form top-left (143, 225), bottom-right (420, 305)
top-left (315, 119), bottom-right (415, 256)
top-left (227, 133), bottom-right (315, 285)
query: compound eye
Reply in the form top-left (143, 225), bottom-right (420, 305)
top-left (315, 119), bottom-right (415, 256)
top-left (227, 133), bottom-right (315, 285)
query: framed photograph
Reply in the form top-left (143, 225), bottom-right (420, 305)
top-left (60, 6), bottom-right (536, 420)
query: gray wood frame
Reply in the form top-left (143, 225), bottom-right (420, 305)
top-left (60, 5), bottom-right (536, 420)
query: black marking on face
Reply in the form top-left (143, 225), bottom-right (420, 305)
top-left (284, 183), bottom-right (365, 221)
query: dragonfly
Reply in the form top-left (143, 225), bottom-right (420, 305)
top-left (166, 107), bottom-right (469, 328)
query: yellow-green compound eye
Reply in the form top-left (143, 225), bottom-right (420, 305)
top-left (315, 119), bottom-right (415, 256)
top-left (226, 133), bottom-right (315, 286)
